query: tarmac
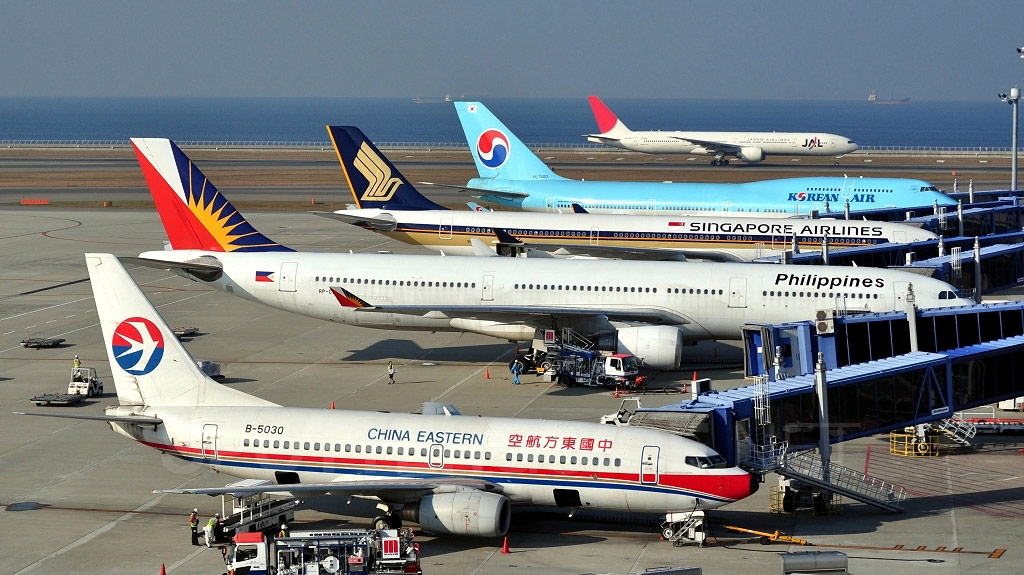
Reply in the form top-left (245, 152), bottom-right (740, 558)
top-left (2, 208), bottom-right (1023, 575)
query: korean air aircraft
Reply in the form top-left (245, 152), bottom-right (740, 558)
top-left (324, 126), bottom-right (937, 262)
top-left (452, 102), bottom-right (956, 216)
top-left (20, 253), bottom-right (757, 539)
top-left (585, 95), bottom-right (859, 165)
top-left (128, 138), bottom-right (970, 371)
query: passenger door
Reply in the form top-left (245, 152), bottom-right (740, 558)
top-left (439, 217), bottom-right (453, 240)
top-left (201, 423), bottom-right (218, 460)
top-left (278, 262), bottom-right (298, 293)
top-left (728, 277), bottom-right (748, 308)
top-left (481, 274), bottom-right (494, 301)
top-left (640, 445), bottom-right (659, 484)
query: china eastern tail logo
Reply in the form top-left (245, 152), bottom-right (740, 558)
top-left (111, 317), bottom-right (165, 375)
top-left (476, 129), bottom-right (509, 169)
top-left (801, 137), bottom-right (822, 150)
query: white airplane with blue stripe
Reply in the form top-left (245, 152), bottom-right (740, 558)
top-left (18, 253), bottom-right (757, 538)
top-left (450, 102), bottom-right (956, 216)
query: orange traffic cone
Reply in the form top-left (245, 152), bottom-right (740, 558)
top-left (160, 564), bottom-right (166, 575)
top-left (485, 368), bottom-right (490, 379)
top-left (614, 386), bottom-right (620, 398)
top-left (501, 536), bottom-right (510, 554)
top-left (330, 401), bottom-right (335, 410)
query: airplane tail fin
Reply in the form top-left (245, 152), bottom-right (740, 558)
top-left (454, 102), bottom-right (563, 181)
top-left (587, 96), bottom-right (631, 137)
top-left (86, 253), bottom-right (276, 408)
top-left (130, 138), bottom-right (293, 252)
top-left (327, 126), bottom-right (446, 211)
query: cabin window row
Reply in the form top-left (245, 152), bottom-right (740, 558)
top-left (315, 276), bottom-right (477, 289)
top-left (505, 452), bottom-right (621, 467)
top-left (763, 290), bottom-right (880, 300)
top-left (667, 288), bottom-right (724, 295)
top-left (242, 438), bottom-right (492, 460)
top-left (514, 283), bottom-right (657, 293)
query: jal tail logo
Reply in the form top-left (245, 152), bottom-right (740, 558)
top-left (354, 142), bottom-right (402, 202)
top-left (111, 317), bottom-right (165, 375)
top-left (802, 137), bottom-right (822, 150)
top-left (476, 129), bottom-right (510, 169)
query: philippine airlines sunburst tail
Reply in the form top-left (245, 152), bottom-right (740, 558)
top-left (131, 138), bottom-right (292, 252)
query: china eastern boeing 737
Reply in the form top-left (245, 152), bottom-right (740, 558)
top-left (585, 95), bottom-right (859, 165)
top-left (19, 253), bottom-right (757, 539)
top-left (324, 126), bottom-right (936, 261)
top-left (128, 137), bottom-right (970, 371)
top-left (450, 102), bottom-right (955, 216)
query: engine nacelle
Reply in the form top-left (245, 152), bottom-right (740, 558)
top-left (401, 492), bottom-right (511, 537)
top-left (738, 146), bottom-right (764, 163)
top-left (614, 325), bottom-right (684, 370)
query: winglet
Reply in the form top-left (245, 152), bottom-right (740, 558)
top-left (492, 228), bottom-right (522, 245)
top-left (329, 287), bottom-right (375, 309)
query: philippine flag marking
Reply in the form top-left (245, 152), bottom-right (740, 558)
top-left (255, 271), bottom-right (275, 282)
top-left (476, 129), bottom-right (509, 169)
top-left (111, 317), bottom-right (165, 375)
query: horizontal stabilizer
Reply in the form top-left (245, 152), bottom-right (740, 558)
top-left (14, 411), bottom-right (163, 426)
top-left (419, 181), bottom-right (530, 199)
top-left (312, 210), bottom-right (398, 232)
top-left (120, 256), bottom-right (223, 282)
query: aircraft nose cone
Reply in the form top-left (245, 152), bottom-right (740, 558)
top-left (717, 471), bottom-right (757, 502)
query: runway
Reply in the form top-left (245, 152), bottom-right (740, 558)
top-left (2, 208), bottom-right (1022, 575)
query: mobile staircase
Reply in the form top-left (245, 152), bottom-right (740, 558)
top-left (777, 449), bottom-right (906, 513)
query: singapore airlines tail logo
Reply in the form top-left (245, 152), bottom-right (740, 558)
top-left (355, 142), bottom-right (402, 202)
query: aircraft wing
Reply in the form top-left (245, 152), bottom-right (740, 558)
top-left (312, 211), bottom-right (398, 232)
top-left (156, 477), bottom-right (502, 504)
top-left (418, 182), bottom-right (530, 200)
top-left (328, 287), bottom-right (690, 325)
top-left (671, 136), bottom-right (741, 154)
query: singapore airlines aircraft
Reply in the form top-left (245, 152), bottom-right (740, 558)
top-left (450, 101), bottom-right (955, 215)
top-left (585, 95), bottom-right (859, 165)
top-left (323, 126), bottom-right (937, 262)
top-left (20, 253), bottom-right (757, 538)
top-left (128, 138), bottom-right (970, 371)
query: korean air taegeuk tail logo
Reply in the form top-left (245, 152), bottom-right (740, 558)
top-left (111, 317), bottom-right (165, 375)
top-left (476, 130), bottom-right (509, 169)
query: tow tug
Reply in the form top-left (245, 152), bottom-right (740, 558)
top-left (30, 367), bottom-right (104, 406)
top-left (226, 527), bottom-right (422, 575)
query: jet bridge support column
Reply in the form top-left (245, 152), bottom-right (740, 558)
top-left (814, 352), bottom-right (830, 483)
top-left (905, 285), bottom-right (918, 353)
top-left (821, 234), bottom-right (830, 266)
top-left (974, 237), bottom-right (982, 304)
top-left (957, 200), bottom-right (964, 237)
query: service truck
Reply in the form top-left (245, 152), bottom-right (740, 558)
top-left (226, 528), bottom-right (422, 575)
top-left (554, 347), bottom-right (641, 389)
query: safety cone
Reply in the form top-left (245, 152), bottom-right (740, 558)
top-left (485, 368), bottom-right (490, 379)
top-left (160, 564), bottom-right (166, 575)
top-left (330, 401), bottom-right (335, 410)
top-left (501, 536), bottom-right (510, 554)
top-left (311, 197), bottom-right (315, 205)
top-left (614, 386), bottom-right (620, 398)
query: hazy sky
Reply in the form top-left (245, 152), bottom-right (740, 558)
top-left (2, 1), bottom-right (1022, 100)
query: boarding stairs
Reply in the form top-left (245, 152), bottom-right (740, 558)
top-left (936, 417), bottom-right (977, 447)
top-left (777, 449), bottom-right (906, 513)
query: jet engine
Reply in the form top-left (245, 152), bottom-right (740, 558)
top-left (401, 491), bottom-right (511, 537)
top-left (738, 147), bottom-right (765, 163)
top-left (612, 325), bottom-right (684, 370)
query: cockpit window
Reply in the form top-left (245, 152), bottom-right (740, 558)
top-left (938, 290), bottom-right (961, 300)
top-left (685, 454), bottom-right (728, 469)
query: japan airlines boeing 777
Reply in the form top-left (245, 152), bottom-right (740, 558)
top-left (20, 253), bottom-right (757, 538)
top-left (452, 102), bottom-right (955, 215)
top-left (324, 126), bottom-right (936, 262)
top-left (585, 96), bottom-right (859, 165)
top-left (129, 137), bottom-right (970, 371)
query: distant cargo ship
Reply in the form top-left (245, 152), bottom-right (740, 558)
top-left (413, 94), bottom-right (453, 104)
top-left (868, 90), bottom-right (910, 105)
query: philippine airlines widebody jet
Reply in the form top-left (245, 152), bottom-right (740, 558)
top-left (129, 138), bottom-right (970, 371)
top-left (450, 102), bottom-right (955, 216)
top-left (585, 95), bottom-right (859, 165)
top-left (323, 126), bottom-right (936, 262)
top-left (19, 253), bottom-right (757, 538)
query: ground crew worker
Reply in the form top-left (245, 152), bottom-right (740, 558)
top-left (511, 361), bottom-right (522, 385)
top-left (278, 523), bottom-right (289, 538)
top-left (188, 508), bottom-right (200, 545)
top-left (205, 513), bottom-right (220, 547)
top-left (387, 361), bottom-right (395, 384)
top-left (73, 355), bottom-right (81, 369)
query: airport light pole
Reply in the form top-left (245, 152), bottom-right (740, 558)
top-left (1000, 87), bottom-right (1019, 191)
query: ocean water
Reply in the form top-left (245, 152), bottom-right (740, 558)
top-left (0, 97), bottom-right (1013, 148)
